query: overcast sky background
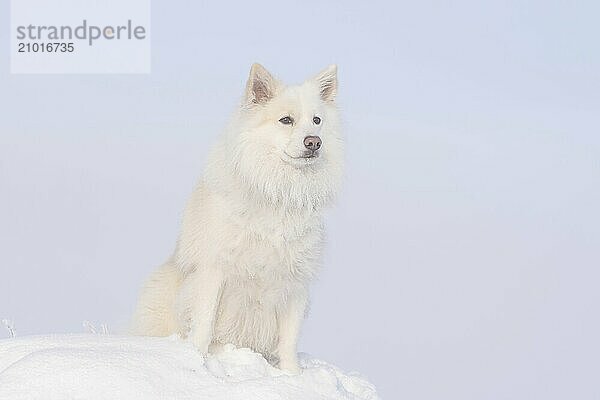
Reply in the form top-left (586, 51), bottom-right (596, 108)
top-left (1, 1), bottom-right (600, 399)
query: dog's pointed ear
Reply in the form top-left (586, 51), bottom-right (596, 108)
top-left (314, 64), bottom-right (337, 102)
top-left (245, 63), bottom-right (279, 106)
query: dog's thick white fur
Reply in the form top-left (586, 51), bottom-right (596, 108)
top-left (132, 64), bottom-right (343, 373)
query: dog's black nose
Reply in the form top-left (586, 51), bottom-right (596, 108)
top-left (304, 136), bottom-right (322, 151)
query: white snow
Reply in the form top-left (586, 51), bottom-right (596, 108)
top-left (0, 334), bottom-right (380, 400)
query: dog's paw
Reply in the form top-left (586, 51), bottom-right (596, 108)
top-left (278, 359), bottom-right (302, 375)
top-left (189, 334), bottom-right (210, 355)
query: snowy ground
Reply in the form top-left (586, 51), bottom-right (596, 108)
top-left (0, 334), bottom-right (380, 400)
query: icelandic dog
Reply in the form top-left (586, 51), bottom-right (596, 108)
top-left (132, 64), bottom-right (343, 373)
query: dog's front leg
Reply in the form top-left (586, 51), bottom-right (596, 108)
top-left (178, 267), bottom-right (224, 354)
top-left (277, 289), bottom-right (308, 374)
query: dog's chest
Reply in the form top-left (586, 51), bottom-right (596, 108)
top-left (219, 207), bottom-right (323, 284)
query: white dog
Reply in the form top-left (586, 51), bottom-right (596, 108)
top-left (132, 64), bottom-right (343, 373)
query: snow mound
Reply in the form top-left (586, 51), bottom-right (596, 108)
top-left (0, 334), bottom-right (380, 400)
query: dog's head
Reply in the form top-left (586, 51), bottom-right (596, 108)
top-left (213, 64), bottom-right (344, 210)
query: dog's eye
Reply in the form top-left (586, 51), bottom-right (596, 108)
top-left (279, 116), bottom-right (294, 125)
top-left (313, 116), bottom-right (321, 125)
